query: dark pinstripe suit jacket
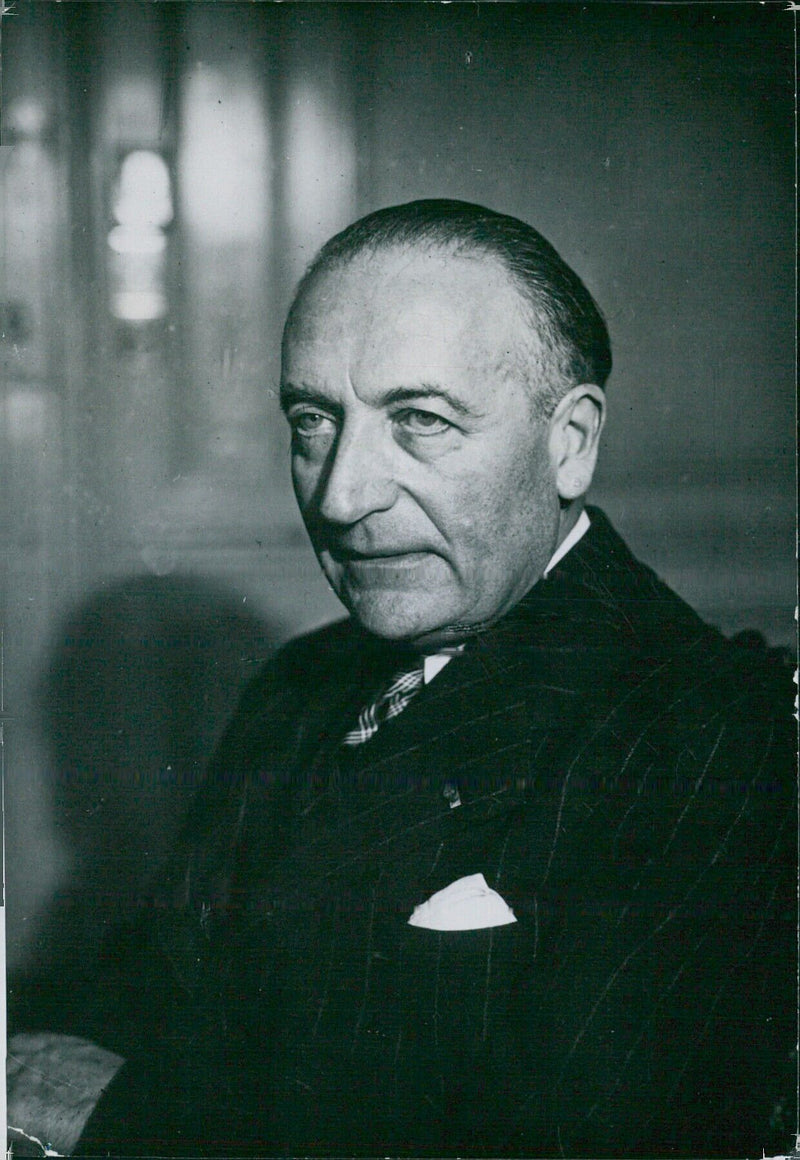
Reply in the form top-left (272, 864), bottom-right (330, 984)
top-left (78, 509), bottom-right (796, 1158)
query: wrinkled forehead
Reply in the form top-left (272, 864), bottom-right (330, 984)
top-left (283, 243), bottom-right (536, 371)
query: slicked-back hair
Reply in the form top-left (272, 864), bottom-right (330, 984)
top-left (285, 199), bottom-right (612, 416)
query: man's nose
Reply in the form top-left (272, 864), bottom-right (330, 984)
top-left (316, 423), bottom-right (398, 525)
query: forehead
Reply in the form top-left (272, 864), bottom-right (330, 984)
top-left (284, 245), bottom-right (533, 382)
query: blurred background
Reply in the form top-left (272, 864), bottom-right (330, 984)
top-left (1, 2), bottom-right (795, 1019)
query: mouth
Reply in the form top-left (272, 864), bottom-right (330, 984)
top-left (331, 549), bottom-right (435, 569)
top-left (328, 545), bottom-right (435, 564)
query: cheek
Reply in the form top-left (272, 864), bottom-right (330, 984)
top-left (431, 483), bottom-right (516, 587)
top-left (444, 449), bottom-right (556, 562)
top-left (448, 459), bottom-right (538, 535)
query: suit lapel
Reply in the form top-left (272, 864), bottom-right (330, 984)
top-left (343, 515), bottom-right (641, 804)
top-left (233, 510), bottom-right (667, 917)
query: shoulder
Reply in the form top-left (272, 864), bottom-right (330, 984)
top-left (537, 507), bottom-right (794, 765)
top-left (569, 506), bottom-right (724, 652)
top-left (245, 615), bottom-right (357, 694)
top-left (209, 616), bottom-right (356, 760)
top-left (564, 507), bottom-right (789, 674)
top-left (156, 617), bottom-right (362, 908)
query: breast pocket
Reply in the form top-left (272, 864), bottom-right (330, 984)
top-left (407, 871), bottom-right (518, 931)
top-left (390, 906), bottom-right (531, 1151)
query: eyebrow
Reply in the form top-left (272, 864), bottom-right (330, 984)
top-left (381, 385), bottom-right (480, 418)
top-left (280, 384), bottom-right (342, 416)
top-left (280, 382), bottom-right (482, 419)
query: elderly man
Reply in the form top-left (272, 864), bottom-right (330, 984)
top-left (58, 200), bottom-right (796, 1156)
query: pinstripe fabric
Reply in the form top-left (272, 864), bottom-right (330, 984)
top-left (76, 509), bottom-right (797, 1159)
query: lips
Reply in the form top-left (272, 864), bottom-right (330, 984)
top-left (337, 553), bottom-right (435, 574)
top-left (322, 547), bottom-right (445, 590)
top-left (328, 546), bottom-right (435, 563)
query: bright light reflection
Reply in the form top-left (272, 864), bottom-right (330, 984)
top-left (285, 78), bottom-right (356, 278)
top-left (113, 151), bottom-right (173, 229)
top-left (6, 98), bottom-right (48, 138)
top-left (179, 64), bottom-right (269, 244)
top-left (111, 290), bottom-right (167, 322)
top-left (108, 151), bottom-right (172, 321)
top-left (107, 225), bottom-right (167, 255)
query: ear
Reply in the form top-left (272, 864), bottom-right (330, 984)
top-left (547, 384), bottom-right (606, 501)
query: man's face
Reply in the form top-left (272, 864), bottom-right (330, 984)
top-left (281, 246), bottom-right (563, 648)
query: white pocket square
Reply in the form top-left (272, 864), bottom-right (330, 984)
top-left (407, 873), bottom-right (517, 932)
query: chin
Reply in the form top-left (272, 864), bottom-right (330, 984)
top-left (344, 592), bottom-right (456, 645)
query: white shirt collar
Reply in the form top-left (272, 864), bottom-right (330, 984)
top-left (543, 508), bottom-right (591, 578)
top-left (422, 510), bottom-right (591, 684)
top-left (423, 652), bottom-right (458, 683)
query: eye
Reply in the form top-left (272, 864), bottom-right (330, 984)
top-left (395, 408), bottom-right (452, 436)
top-left (288, 410), bottom-right (336, 439)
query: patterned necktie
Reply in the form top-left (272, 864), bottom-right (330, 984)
top-left (342, 663), bottom-right (425, 746)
